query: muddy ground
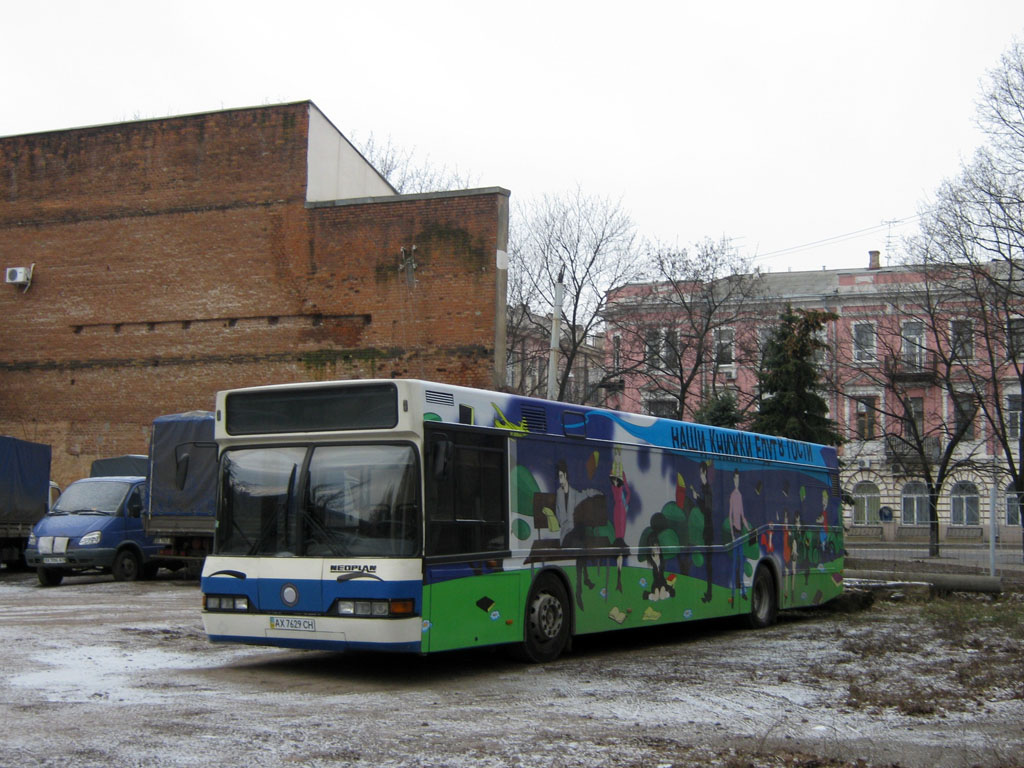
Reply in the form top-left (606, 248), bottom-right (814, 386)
top-left (0, 569), bottom-right (1022, 768)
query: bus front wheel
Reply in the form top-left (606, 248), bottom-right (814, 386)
top-left (519, 574), bottom-right (571, 663)
top-left (748, 565), bottom-right (778, 629)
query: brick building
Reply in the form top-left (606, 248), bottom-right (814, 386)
top-left (1, 102), bottom-right (510, 485)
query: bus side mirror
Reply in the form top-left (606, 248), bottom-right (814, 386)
top-left (175, 453), bottom-right (191, 490)
top-left (432, 438), bottom-right (454, 480)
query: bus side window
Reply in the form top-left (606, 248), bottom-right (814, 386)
top-left (426, 431), bottom-right (507, 556)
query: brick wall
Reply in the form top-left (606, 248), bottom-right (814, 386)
top-left (0, 104), bottom-right (508, 485)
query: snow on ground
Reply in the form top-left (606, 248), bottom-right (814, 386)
top-left (0, 570), bottom-right (1021, 768)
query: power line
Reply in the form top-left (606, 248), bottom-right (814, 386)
top-left (752, 214), bottom-right (922, 262)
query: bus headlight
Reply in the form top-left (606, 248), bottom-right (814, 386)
top-left (78, 530), bottom-right (102, 546)
top-left (205, 595), bottom-right (249, 612)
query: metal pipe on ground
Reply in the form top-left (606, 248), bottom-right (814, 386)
top-left (846, 569), bottom-right (1003, 594)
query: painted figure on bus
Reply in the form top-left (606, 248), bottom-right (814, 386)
top-left (554, 459), bottom-right (600, 611)
top-left (693, 460), bottom-right (715, 603)
top-left (608, 447), bottom-right (630, 593)
top-left (728, 468), bottom-right (752, 605)
top-left (781, 482), bottom-right (797, 604)
top-left (815, 488), bottom-right (831, 556)
top-left (640, 512), bottom-right (676, 602)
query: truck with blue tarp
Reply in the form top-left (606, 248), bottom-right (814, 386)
top-left (0, 435), bottom-right (57, 570)
top-left (23, 412), bottom-right (218, 585)
top-left (145, 411), bottom-right (217, 574)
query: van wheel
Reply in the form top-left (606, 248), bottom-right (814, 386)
top-left (112, 550), bottom-right (141, 582)
top-left (37, 567), bottom-right (64, 587)
top-left (517, 574), bottom-right (571, 663)
top-left (748, 565), bottom-right (778, 629)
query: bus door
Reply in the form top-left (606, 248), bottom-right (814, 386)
top-left (422, 427), bottom-right (521, 653)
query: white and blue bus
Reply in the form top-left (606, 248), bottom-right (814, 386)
top-left (200, 378), bottom-right (843, 662)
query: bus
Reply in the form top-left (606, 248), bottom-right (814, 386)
top-left (199, 378), bottom-right (843, 662)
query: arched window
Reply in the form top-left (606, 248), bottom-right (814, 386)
top-left (852, 482), bottom-right (880, 525)
top-left (950, 482), bottom-right (979, 526)
top-left (1005, 483), bottom-right (1022, 527)
top-left (901, 482), bottom-right (929, 526)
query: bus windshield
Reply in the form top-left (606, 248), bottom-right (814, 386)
top-left (217, 444), bottom-right (420, 558)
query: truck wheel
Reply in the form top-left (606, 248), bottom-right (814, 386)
top-left (748, 565), bottom-right (778, 629)
top-left (518, 573), bottom-right (571, 663)
top-left (37, 567), bottom-right (64, 587)
top-left (112, 549), bottom-right (141, 582)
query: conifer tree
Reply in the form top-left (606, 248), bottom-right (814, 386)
top-left (693, 390), bottom-right (743, 429)
top-left (750, 305), bottom-right (842, 445)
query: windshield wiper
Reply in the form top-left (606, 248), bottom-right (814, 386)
top-left (248, 465), bottom-right (298, 556)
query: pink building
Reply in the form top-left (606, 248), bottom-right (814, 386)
top-left (604, 251), bottom-right (1023, 546)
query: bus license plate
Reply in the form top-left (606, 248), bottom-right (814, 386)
top-left (43, 556), bottom-right (67, 565)
top-left (269, 616), bottom-right (316, 632)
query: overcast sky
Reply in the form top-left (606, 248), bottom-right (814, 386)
top-left (4, 1), bottom-right (1024, 272)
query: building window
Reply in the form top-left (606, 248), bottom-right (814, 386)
top-left (663, 328), bottom-right (680, 370)
top-left (854, 323), bottom-right (875, 362)
top-left (951, 319), bottom-right (973, 361)
top-left (1007, 394), bottom-right (1021, 439)
top-left (854, 396), bottom-right (878, 440)
top-left (612, 335), bottom-right (621, 373)
top-left (950, 481), bottom-right (980, 526)
top-left (901, 481), bottom-right (929, 526)
top-left (644, 328), bottom-right (679, 371)
top-left (714, 327), bottom-right (734, 366)
top-left (1005, 483), bottom-right (1022, 527)
top-left (905, 396), bottom-right (925, 437)
top-left (953, 393), bottom-right (977, 441)
top-left (901, 321), bottom-right (925, 370)
top-left (852, 481), bottom-right (880, 525)
top-left (813, 327), bottom-right (831, 365)
top-left (644, 327), bottom-right (661, 370)
top-left (646, 398), bottom-right (677, 419)
top-left (1009, 317), bottom-right (1024, 359)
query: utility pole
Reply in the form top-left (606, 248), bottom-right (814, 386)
top-left (547, 267), bottom-right (565, 400)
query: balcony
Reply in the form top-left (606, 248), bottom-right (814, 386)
top-left (884, 352), bottom-right (937, 383)
top-left (885, 435), bottom-right (942, 468)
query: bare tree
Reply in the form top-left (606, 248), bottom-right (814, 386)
top-left (835, 273), bottom-right (986, 556)
top-left (507, 187), bottom-right (647, 403)
top-left (906, 39), bottom-right (1024, 559)
top-left (355, 132), bottom-right (477, 193)
top-left (605, 238), bottom-right (766, 421)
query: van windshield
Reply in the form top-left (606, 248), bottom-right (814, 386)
top-left (51, 482), bottom-right (130, 516)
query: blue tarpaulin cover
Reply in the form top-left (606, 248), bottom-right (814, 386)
top-left (0, 436), bottom-right (52, 525)
top-left (148, 411), bottom-right (216, 518)
top-left (90, 455), bottom-right (149, 478)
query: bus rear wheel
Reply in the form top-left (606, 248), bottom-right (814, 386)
top-left (519, 574), bottom-right (571, 663)
top-left (748, 565), bottom-right (778, 629)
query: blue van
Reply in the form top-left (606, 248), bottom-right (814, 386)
top-left (24, 476), bottom-right (161, 586)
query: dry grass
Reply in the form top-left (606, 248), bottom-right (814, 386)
top-left (828, 589), bottom-right (1024, 715)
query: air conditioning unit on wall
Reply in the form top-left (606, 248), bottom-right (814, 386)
top-left (5, 267), bottom-right (30, 284)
